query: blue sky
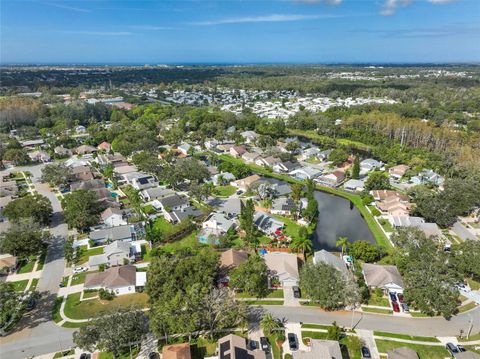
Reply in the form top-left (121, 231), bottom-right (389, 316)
top-left (1, 0), bottom-right (479, 64)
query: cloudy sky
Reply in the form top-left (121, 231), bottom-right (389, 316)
top-left (1, 0), bottom-right (479, 64)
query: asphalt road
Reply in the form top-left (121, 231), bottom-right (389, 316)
top-left (263, 304), bottom-right (480, 337)
top-left (0, 164), bottom-right (74, 359)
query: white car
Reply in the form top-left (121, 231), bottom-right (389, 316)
top-left (73, 267), bottom-right (88, 274)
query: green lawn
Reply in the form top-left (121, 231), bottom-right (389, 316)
top-left (140, 244), bottom-right (152, 262)
top-left (53, 349), bottom-right (75, 358)
top-left (83, 290), bottom-right (99, 299)
top-left (218, 154), bottom-right (390, 249)
top-left (374, 331), bottom-right (439, 342)
top-left (367, 291), bottom-right (390, 307)
top-left (153, 217), bottom-right (176, 236)
top-left (61, 276), bottom-right (69, 287)
top-left (459, 332), bottom-right (480, 341)
top-left (142, 204), bottom-right (157, 215)
top-left (98, 347), bottom-right (140, 359)
top-left (64, 292), bottom-right (149, 320)
top-left (410, 311), bottom-right (432, 318)
top-left (458, 301), bottom-right (477, 313)
top-left (214, 185), bottom-right (237, 197)
top-left (379, 218), bottom-right (394, 233)
top-left (76, 246), bottom-right (104, 264)
top-left (236, 289), bottom-right (284, 299)
top-left (37, 245), bottom-right (48, 270)
top-left (52, 297), bottom-right (63, 323)
top-left (71, 271), bottom-right (98, 286)
top-left (17, 256), bottom-right (37, 274)
top-left (375, 340), bottom-right (448, 359)
top-left (301, 331), bottom-right (329, 340)
top-left (244, 300), bottom-right (284, 305)
top-left (266, 334), bottom-right (283, 359)
top-left (361, 306), bottom-right (393, 315)
top-left (11, 279), bottom-right (29, 292)
top-left (30, 278), bottom-right (39, 291)
top-left (301, 323), bottom-right (331, 330)
top-left (467, 278), bottom-right (480, 291)
top-left (161, 231), bottom-right (203, 253)
top-left (271, 214), bottom-right (306, 241)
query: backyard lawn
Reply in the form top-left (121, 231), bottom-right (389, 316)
top-left (375, 339), bottom-right (448, 359)
top-left (76, 246), bottom-right (104, 264)
top-left (271, 214), bottom-right (307, 241)
top-left (161, 231), bottom-right (203, 253)
top-left (64, 292), bottom-right (149, 320)
top-left (11, 279), bottom-right (29, 292)
top-left (214, 185), bottom-right (237, 197)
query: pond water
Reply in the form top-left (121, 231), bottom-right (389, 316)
top-left (312, 190), bottom-right (375, 251)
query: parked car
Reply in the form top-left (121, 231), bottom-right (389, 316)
top-left (260, 337), bottom-right (270, 353)
top-left (361, 346), bottom-right (371, 358)
top-left (248, 340), bottom-right (258, 350)
top-left (25, 297), bottom-right (36, 311)
top-left (389, 292), bottom-right (397, 302)
top-left (446, 343), bottom-right (459, 355)
top-left (236, 190), bottom-right (244, 195)
top-left (401, 303), bottom-right (409, 313)
top-left (397, 293), bottom-right (404, 303)
top-left (392, 302), bottom-right (400, 313)
top-left (292, 286), bottom-right (301, 298)
top-left (148, 353), bottom-right (159, 359)
top-left (287, 333), bottom-right (297, 351)
top-left (457, 345), bottom-right (466, 352)
top-left (73, 267), bottom-right (88, 274)
top-left (79, 354), bottom-right (91, 359)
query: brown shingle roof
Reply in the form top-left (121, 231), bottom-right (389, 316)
top-left (84, 265), bottom-right (136, 289)
top-left (162, 343), bottom-right (192, 359)
top-left (220, 249), bottom-right (248, 269)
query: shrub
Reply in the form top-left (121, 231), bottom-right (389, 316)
top-left (370, 207), bottom-right (381, 217)
top-left (99, 288), bottom-right (114, 300)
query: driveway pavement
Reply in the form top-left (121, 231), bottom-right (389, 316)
top-left (357, 329), bottom-right (380, 359)
top-left (282, 322), bottom-right (308, 356)
top-left (0, 164), bottom-right (74, 359)
top-left (283, 285), bottom-right (300, 307)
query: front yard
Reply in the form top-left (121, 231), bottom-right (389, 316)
top-left (367, 290), bottom-right (390, 307)
top-left (64, 292), bottom-right (149, 320)
top-left (375, 339), bottom-right (449, 359)
top-left (76, 245), bottom-right (104, 264)
top-left (213, 185), bottom-right (237, 197)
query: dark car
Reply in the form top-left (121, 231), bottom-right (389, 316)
top-left (397, 293), bottom-right (404, 303)
top-left (292, 286), bottom-right (301, 298)
top-left (401, 303), bottom-right (409, 313)
top-left (260, 337), bottom-right (270, 353)
top-left (389, 292), bottom-right (397, 302)
top-left (446, 343), bottom-right (459, 355)
top-left (25, 297), bottom-right (36, 311)
top-left (287, 333), bottom-right (297, 351)
top-left (361, 346), bottom-right (371, 358)
top-left (457, 345), bottom-right (466, 352)
top-left (79, 354), bottom-right (91, 359)
top-left (392, 302), bottom-right (400, 313)
top-left (148, 353), bottom-right (159, 359)
top-left (249, 340), bottom-right (258, 350)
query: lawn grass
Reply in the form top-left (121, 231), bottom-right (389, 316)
top-left (64, 292), bottom-right (149, 320)
top-left (53, 349), bottom-right (75, 358)
top-left (374, 331), bottom-right (440, 343)
top-left (367, 291), bottom-right (390, 307)
top-left (11, 279), bottom-right (29, 292)
top-left (140, 244), bottom-right (152, 262)
top-left (71, 271), bottom-right (98, 286)
top-left (52, 297), bottom-right (63, 323)
top-left (466, 278), bottom-right (480, 291)
top-left (458, 301), bottom-right (477, 313)
top-left (301, 331), bottom-right (329, 340)
top-left (83, 290), bottom-right (98, 299)
top-left (61, 276), bottom-right (69, 287)
top-left (266, 334), bottom-right (283, 359)
top-left (236, 289), bottom-right (284, 299)
top-left (62, 321), bottom-right (88, 328)
top-left (410, 311), bottom-right (432, 318)
top-left (244, 300), bottom-right (284, 305)
top-left (37, 245), bottom-right (48, 270)
top-left (218, 154), bottom-right (390, 249)
top-left (16, 256), bottom-right (37, 274)
top-left (214, 185), bottom-right (237, 197)
top-left (301, 323), bottom-right (331, 330)
top-left (161, 231), bottom-right (203, 253)
top-left (153, 216), bottom-right (176, 236)
top-left (361, 306), bottom-right (393, 315)
top-left (76, 246), bottom-right (104, 264)
top-left (29, 278), bottom-right (39, 291)
top-left (375, 339), bottom-right (448, 359)
top-left (271, 214), bottom-right (306, 241)
top-left (459, 332), bottom-right (480, 341)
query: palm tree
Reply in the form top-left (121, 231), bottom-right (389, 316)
top-left (336, 236), bottom-right (349, 257)
top-left (261, 313), bottom-right (282, 336)
top-left (291, 235), bottom-right (313, 259)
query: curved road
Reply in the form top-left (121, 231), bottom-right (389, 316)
top-left (1, 163), bottom-right (479, 358)
top-left (0, 164), bottom-right (74, 359)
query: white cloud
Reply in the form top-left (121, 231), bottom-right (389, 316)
top-left (191, 13), bottom-right (340, 26)
top-left (44, 2), bottom-right (91, 13)
top-left (129, 25), bottom-right (175, 31)
top-left (380, 0), bottom-right (413, 16)
top-left (294, 0), bottom-right (342, 4)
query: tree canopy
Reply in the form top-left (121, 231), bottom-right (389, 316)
top-left (3, 194), bottom-right (52, 226)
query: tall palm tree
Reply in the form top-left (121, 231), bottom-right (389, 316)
top-left (291, 236), bottom-right (313, 259)
top-left (261, 313), bottom-right (282, 336)
top-left (336, 236), bottom-right (349, 257)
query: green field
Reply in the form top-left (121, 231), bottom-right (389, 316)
top-left (375, 340), bottom-right (448, 359)
top-left (374, 331), bottom-right (440, 342)
top-left (214, 185), bottom-right (237, 197)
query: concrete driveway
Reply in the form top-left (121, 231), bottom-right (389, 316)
top-left (282, 322), bottom-right (309, 356)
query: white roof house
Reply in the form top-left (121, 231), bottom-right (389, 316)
top-left (289, 166), bottom-right (322, 180)
top-left (344, 179), bottom-right (365, 192)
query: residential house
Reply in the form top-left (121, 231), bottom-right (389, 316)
top-left (97, 153), bottom-right (128, 168)
top-left (270, 197), bottom-right (297, 216)
top-left (177, 143), bottom-right (192, 156)
top-left (273, 161), bottom-right (301, 174)
top-left (114, 165), bottom-right (138, 176)
top-left (54, 146), bottom-right (72, 157)
top-left (253, 211), bottom-right (284, 235)
top-left (0, 254), bottom-right (18, 273)
top-left (84, 265), bottom-right (145, 296)
top-left (155, 194), bottom-right (189, 213)
top-left (220, 249), bottom-right (248, 271)
top-left (299, 147), bottom-right (320, 161)
top-left (292, 339), bottom-right (342, 359)
top-left (70, 178), bottom-right (105, 191)
top-left (72, 165), bottom-right (94, 181)
top-left (101, 207), bottom-right (127, 227)
top-left (20, 139), bottom-right (44, 149)
top-left (316, 170), bottom-right (345, 187)
top-left (75, 144), bottom-right (97, 155)
top-left (97, 141), bottom-right (112, 152)
top-left (65, 157), bottom-right (90, 168)
top-left (231, 174), bottom-right (261, 192)
top-left (89, 225), bottom-right (137, 244)
top-left (242, 151), bottom-right (261, 164)
top-left (88, 240), bottom-right (137, 267)
top-left (122, 172), bottom-right (158, 190)
top-left (217, 334), bottom-right (266, 359)
top-left (362, 263), bottom-right (404, 293)
top-left (372, 190), bottom-right (411, 217)
top-left (230, 145), bottom-right (247, 158)
top-left (389, 165), bottom-right (410, 181)
top-left (313, 250), bottom-right (349, 277)
top-left (387, 347), bottom-right (419, 359)
top-left (28, 150), bottom-right (51, 163)
top-left (289, 166), bottom-right (322, 180)
top-left (162, 343), bottom-right (192, 359)
top-left (388, 216), bottom-right (442, 238)
top-left (164, 206), bottom-right (202, 224)
top-left (200, 213), bottom-right (236, 243)
top-left (140, 187), bottom-right (175, 202)
top-left (343, 179), bottom-right (365, 192)
top-left (218, 198), bottom-right (242, 218)
top-left (75, 125), bottom-right (87, 133)
top-left (360, 159), bottom-right (383, 174)
top-left (264, 252), bottom-right (299, 287)
top-left (410, 169), bottom-right (444, 186)
top-left (212, 172), bottom-right (236, 186)
top-left (240, 130), bottom-right (260, 144)
top-left (318, 149), bottom-right (333, 161)
top-left (205, 140), bottom-right (219, 150)
top-left (256, 156), bottom-right (281, 168)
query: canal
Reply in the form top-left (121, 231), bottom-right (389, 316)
top-left (312, 190), bottom-right (375, 251)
